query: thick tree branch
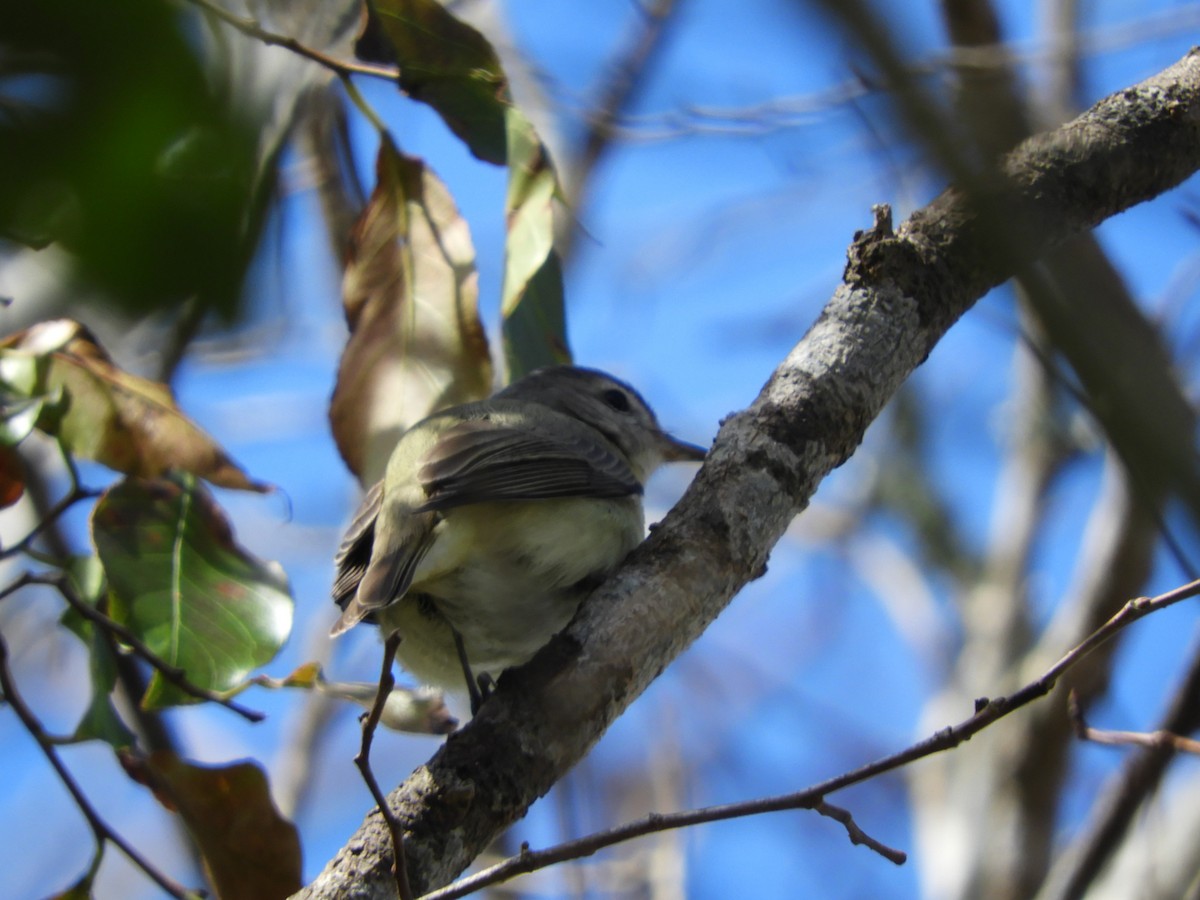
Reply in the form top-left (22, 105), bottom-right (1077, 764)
top-left (295, 50), bottom-right (1200, 899)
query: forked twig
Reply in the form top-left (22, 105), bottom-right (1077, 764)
top-left (1069, 690), bottom-right (1200, 755)
top-left (356, 632), bottom-right (414, 900)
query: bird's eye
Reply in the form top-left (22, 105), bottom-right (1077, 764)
top-left (601, 388), bottom-right (632, 412)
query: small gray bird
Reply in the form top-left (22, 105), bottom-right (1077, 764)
top-left (330, 366), bottom-right (706, 702)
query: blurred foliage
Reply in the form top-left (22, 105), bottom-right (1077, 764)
top-left (372, 0), bottom-right (510, 164)
top-left (0, 0), bottom-right (265, 319)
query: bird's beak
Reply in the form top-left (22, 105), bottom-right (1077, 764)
top-left (659, 432), bottom-right (708, 462)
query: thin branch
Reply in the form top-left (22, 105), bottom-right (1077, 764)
top-left (356, 633), bottom-right (414, 900)
top-left (21, 571), bottom-right (265, 722)
top-left (421, 579), bottom-right (1200, 900)
top-left (6, 445), bottom-right (201, 871)
top-left (1041, 636), bottom-right (1200, 899)
top-left (420, 791), bottom-right (900, 900)
top-left (815, 801), bottom-right (907, 865)
top-left (0, 630), bottom-right (196, 899)
top-left (154, 295), bottom-right (209, 385)
top-left (1069, 691), bottom-right (1200, 755)
top-left (602, 5), bottom-right (1200, 142)
top-left (182, 0), bottom-right (398, 81)
top-left (572, 0), bottom-right (679, 179)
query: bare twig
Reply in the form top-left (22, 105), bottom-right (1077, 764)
top-left (1069, 690), bottom-right (1200, 755)
top-left (815, 801), bottom-right (907, 865)
top-left (421, 579), bottom-right (1200, 900)
top-left (1041, 639), bottom-right (1200, 899)
top-left (356, 633), bottom-right (414, 900)
top-left (419, 789), bottom-right (900, 900)
top-left (182, 0), bottom-right (398, 81)
top-left (0, 630), bottom-right (197, 899)
top-left (0, 484), bottom-right (98, 560)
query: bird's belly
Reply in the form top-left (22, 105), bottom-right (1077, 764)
top-left (392, 496), bottom-right (643, 688)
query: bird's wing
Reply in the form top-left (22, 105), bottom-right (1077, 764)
top-left (331, 479), bottom-right (383, 612)
top-left (415, 418), bottom-right (641, 512)
top-left (329, 480), bottom-right (436, 636)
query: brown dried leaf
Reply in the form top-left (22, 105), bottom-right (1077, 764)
top-left (331, 139), bottom-right (492, 483)
top-left (119, 750), bottom-right (301, 900)
top-left (0, 319), bottom-right (268, 491)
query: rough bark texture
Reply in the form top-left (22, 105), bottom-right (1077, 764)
top-left (295, 50), bottom-right (1200, 899)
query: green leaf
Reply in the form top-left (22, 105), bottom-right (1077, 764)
top-left (48, 868), bottom-right (97, 900)
top-left (91, 473), bottom-right (293, 709)
top-left (0, 319), bottom-right (269, 491)
top-left (371, 0), bottom-right (510, 164)
top-left (500, 108), bottom-right (569, 378)
top-left (59, 556), bottom-right (137, 749)
top-left (120, 751), bottom-right (301, 900)
top-left (331, 139), bottom-right (492, 483)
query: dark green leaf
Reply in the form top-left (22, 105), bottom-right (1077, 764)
top-left (371, 0), bottom-right (510, 164)
top-left (502, 251), bottom-right (569, 379)
top-left (92, 473), bottom-right (293, 709)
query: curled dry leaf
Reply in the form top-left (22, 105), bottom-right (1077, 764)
top-left (331, 139), bottom-right (492, 484)
top-left (318, 678), bottom-right (458, 735)
top-left (119, 750), bottom-right (302, 900)
top-left (0, 319), bottom-right (269, 491)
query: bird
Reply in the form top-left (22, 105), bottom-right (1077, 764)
top-left (329, 365), bottom-right (706, 706)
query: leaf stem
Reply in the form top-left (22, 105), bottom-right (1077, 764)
top-left (183, 0), bottom-right (399, 81)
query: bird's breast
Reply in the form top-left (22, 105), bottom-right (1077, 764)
top-left (402, 496), bottom-right (644, 671)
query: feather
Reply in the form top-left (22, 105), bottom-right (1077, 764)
top-left (416, 418), bottom-right (640, 512)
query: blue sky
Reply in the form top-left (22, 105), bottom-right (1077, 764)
top-left (3, 1), bottom-right (1200, 897)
